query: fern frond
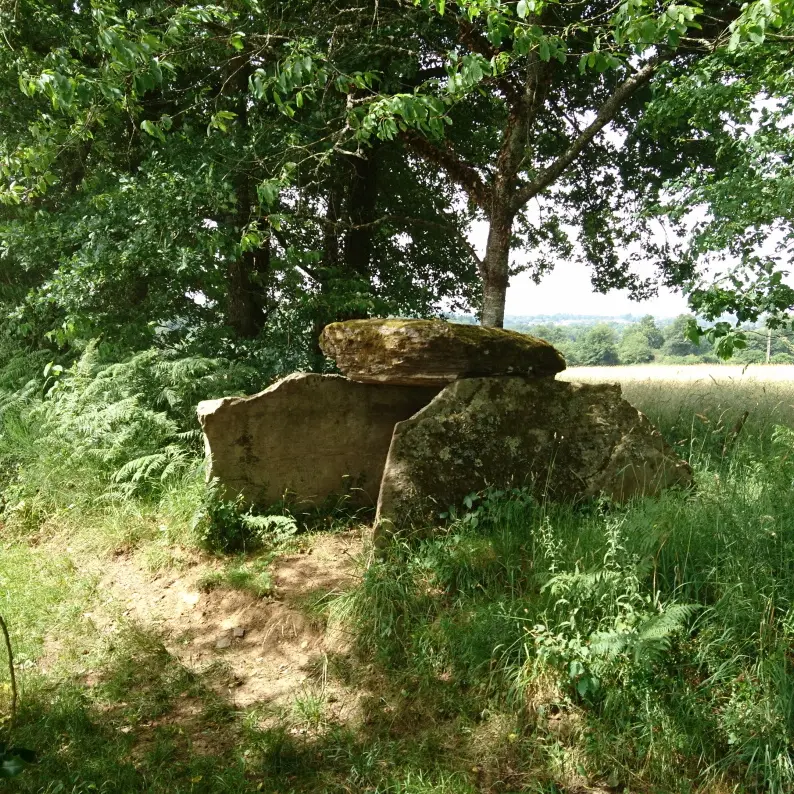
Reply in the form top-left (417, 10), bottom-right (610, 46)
top-left (637, 604), bottom-right (701, 642)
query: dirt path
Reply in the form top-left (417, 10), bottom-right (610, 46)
top-left (95, 530), bottom-right (366, 717)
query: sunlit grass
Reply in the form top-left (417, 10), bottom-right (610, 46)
top-left (3, 366), bottom-right (794, 792)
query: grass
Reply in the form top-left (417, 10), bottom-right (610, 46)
top-left (563, 364), bottom-right (794, 450)
top-left (197, 555), bottom-right (275, 598)
top-left (2, 366), bottom-right (794, 792)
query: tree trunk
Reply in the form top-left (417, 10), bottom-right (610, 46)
top-left (480, 208), bottom-right (513, 328)
top-left (343, 148), bottom-right (378, 279)
top-left (310, 178), bottom-right (345, 368)
top-left (225, 54), bottom-right (269, 339)
top-left (321, 175), bottom-right (344, 269)
top-left (227, 240), bottom-right (271, 339)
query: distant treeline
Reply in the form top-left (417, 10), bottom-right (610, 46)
top-left (452, 314), bottom-right (794, 366)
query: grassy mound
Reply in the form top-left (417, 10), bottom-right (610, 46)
top-left (2, 362), bottom-right (793, 792)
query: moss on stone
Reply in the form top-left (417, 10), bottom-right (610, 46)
top-left (375, 376), bottom-right (693, 537)
top-left (320, 319), bottom-right (566, 385)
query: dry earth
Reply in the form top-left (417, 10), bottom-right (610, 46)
top-left (79, 530), bottom-right (368, 721)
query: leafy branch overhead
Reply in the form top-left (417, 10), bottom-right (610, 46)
top-left (243, 0), bottom-right (792, 327)
top-left (0, 0), bottom-right (792, 352)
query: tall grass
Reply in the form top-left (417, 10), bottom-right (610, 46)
top-left (334, 375), bottom-right (794, 793)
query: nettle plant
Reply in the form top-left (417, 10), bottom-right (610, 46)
top-left (528, 514), bottom-right (699, 700)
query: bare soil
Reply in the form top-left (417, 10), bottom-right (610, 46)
top-left (93, 530), bottom-right (366, 719)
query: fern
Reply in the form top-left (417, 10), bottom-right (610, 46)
top-left (112, 446), bottom-right (192, 486)
top-left (590, 603), bottom-right (701, 665)
top-left (0, 343), bottom-right (267, 510)
top-left (242, 514), bottom-right (299, 544)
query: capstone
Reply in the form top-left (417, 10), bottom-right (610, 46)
top-left (320, 318), bottom-right (566, 386)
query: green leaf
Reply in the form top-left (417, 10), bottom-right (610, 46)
top-left (1, 757), bottom-right (25, 778)
top-left (517, 0), bottom-right (528, 19)
top-left (576, 677), bottom-right (592, 697)
top-left (258, 180), bottom-right (280, 206)
top-left (140, 119), bottom-right (166, 143)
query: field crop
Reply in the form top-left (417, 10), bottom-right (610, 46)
top-left (563, 364), bottom-right (794, 457)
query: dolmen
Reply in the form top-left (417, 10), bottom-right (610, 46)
top-left (197, 319), bottom-right (692, 541)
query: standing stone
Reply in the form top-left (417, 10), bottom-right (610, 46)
top-left (320, 318), bottom-right (566, 386)
top-left (376, 377), bottom-right (692, 538)
top-left (198, 373), bottom-right (440, 509)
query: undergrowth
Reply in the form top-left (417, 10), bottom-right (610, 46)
top-left (333, 436), bottom-right (794, 792)
top-left (2, 353), bottom-right (794, 792)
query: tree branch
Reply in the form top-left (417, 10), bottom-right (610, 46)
top-left (456, 19), bottom-right (523, 106)
top-left (297, 211), bottom-right (483, 267)
top-left (510, 57), bottom-right (662, 213)
top-left (358, 214), bottom-right (483, 267)
top-left (0, 613), bottom-right (17, 728)
top-left (493, 38), bottom-right (554, 203)
top-left (401, 131), bottom-right (491, 210)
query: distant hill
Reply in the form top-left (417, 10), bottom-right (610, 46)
top-left (447, 313), bottom-right (678, 328)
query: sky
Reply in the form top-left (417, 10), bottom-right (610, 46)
top-left (504, 261), bottom-right (689, 318)
top-left (467, 219), bottom-right (691, 319)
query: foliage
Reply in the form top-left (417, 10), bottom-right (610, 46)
top-left (506, 313), bottom-right (794, 365)
top-left (1, 347), bottom-right (794, 792)
top-left (1, 611), bottom-right (37, 781)
top-left (618, 329), bottom-right (654, 363)
top-left (642, 23), bottom-right (794, 356)
top-left (1, 2), bottom-right (794, 792)
top-left (1, 0), bottom-right (787, 346)
top-left (0, 0), bottom-right (480, 358)
top-left (191, 482), bottom-right (299, 552)
top-left (573, 323), bottom-right (619, 366)
top-left (0, 343), bottom-right (263, 521)
top-left (0, 741), bottom-right (36, 779)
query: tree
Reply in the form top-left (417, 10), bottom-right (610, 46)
top-left (341, 0), bottom-right (783, 327)
top-left (1, 0), bottom-right (787, 357)
top-left (662, 315), bottom-right (704, 358)
top-left (637, 315), bottom-right (665, 349)
top-left (0, 1), bottom-right (479, 360)
top-left (523, 322), bottom-right (578, 363)
top-left (641, 8), bottom-right (794, 356)
top-left (576, 324), bottom-right (619, 366)
top-left (620, 330), bottom-right (654, 364)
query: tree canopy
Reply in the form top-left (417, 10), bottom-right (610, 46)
top-left (642, 24), bottom-right (794, 355)
top-left (1, 0), bottom-right (792, 362)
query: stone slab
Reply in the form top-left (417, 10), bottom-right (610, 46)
top-left (375, 377), bottom-right (692, 538)
top-left (197, 373), bottom-right (440, 509)
top-left (320, 318), bottom-right (566, 386)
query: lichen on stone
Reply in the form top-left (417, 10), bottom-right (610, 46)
top-left (320, 318), bottom-right (566, 386)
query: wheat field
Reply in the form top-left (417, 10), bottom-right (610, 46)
top-left (560, 364), bottom-right (794, 439)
